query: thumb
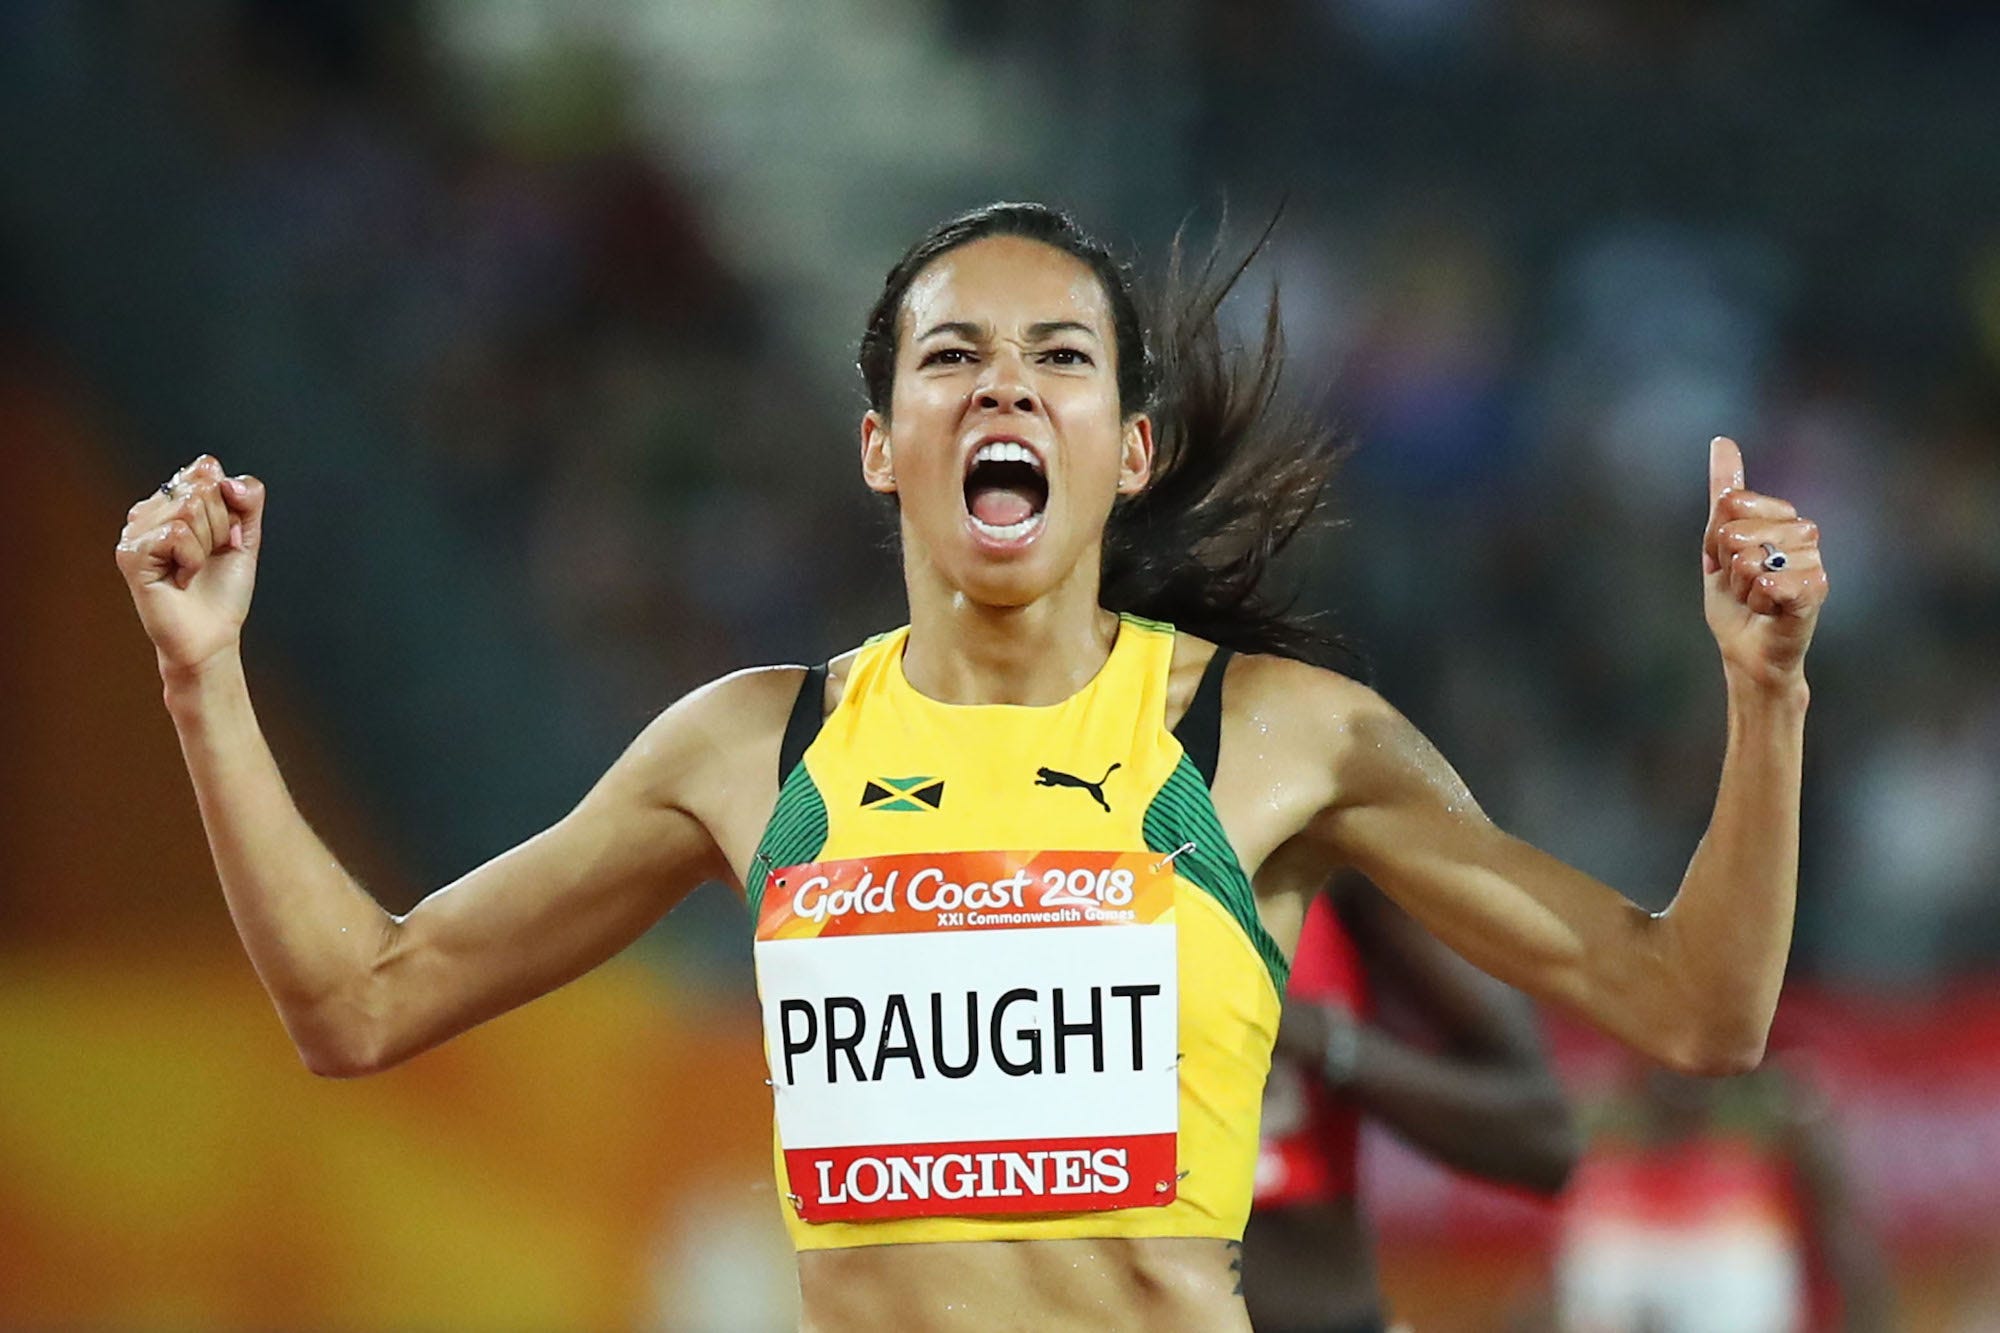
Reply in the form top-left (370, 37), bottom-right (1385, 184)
top-left (1708, 436), bottom-right (1744, 515)
top-left (1704, 436), bottom-right (1745, 576)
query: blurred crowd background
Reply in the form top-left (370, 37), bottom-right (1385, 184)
top-left (4, 0), bottom-right (1997, 1328)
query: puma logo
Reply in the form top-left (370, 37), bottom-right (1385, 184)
top-left (1035, 762), bottom-right (1122, 813)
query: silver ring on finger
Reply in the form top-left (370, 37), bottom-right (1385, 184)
top-left (1759, 542), bottom-right (1788, 572)
top-left (158, 479), bottom-right (176, 498)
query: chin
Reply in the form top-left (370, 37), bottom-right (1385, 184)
top-left (948, 563), bottom-right (1055, 610)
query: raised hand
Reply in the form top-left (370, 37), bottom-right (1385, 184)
top-left (114, 455), bottom-right (266, 677)
top-left (1701, 436), bottom-right (1828, 685)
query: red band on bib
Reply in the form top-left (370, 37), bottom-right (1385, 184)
top-left (789, 1132), bottom-right (1178, 1222)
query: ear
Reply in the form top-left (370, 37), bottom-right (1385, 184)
top-left (861, 410), bottom-right (896, 494)
top-left (1116, 414), bottom-right (1154, 495)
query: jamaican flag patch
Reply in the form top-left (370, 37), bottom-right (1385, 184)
top-left (860, 776), bottom-right (945, 812)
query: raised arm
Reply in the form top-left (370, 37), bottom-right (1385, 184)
top-left (1303, 438), bottom-right (1826, 1075)
top-left (1276, 879), bottom-right (1577, 1193)
top-left (115, 456), bottom-right (760, 1077)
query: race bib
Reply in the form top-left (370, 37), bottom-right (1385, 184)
top-left (754, 849), bottom-right (1180, 1223)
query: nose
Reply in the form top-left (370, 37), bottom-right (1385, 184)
top-left (974, 351), bottom-right (1040, 415)
top-left (976, 385), bottom-right (1038, 414)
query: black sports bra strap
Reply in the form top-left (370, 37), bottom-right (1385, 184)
top-left (1172, 646), bottom-right (1234, 789)
top-left (778, 663), bottom-right (830, 786)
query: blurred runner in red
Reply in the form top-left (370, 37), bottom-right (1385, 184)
top-left (1550, 1062), bottom-right (1892, 1333)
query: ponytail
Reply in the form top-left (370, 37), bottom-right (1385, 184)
top-left (1102, 215), bottom-right (1353, 669)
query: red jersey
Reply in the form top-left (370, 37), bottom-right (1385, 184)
top-left (1557, 1133), bottom-right (1812, 1331)
top-left (1253, 892), bottom-right (1371, 1207)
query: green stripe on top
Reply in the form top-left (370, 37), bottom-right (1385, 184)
top-left (749, 761), bottom-right (830, 921)
top-left (1143, 755), bottom-right (1289, 994)
top-left (1118, 611), bottom-right (1175, 636)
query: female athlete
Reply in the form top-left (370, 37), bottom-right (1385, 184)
top-left (115, 202), bottom-right (1828, 1332)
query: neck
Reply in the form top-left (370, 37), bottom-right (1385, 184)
top-left (899, 549), bottom-right (1119, 707)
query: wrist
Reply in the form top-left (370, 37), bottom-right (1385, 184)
top-left (161, 648), bottom-right (248, 717)
top-left (1722, 662), bottom-right (1811, 715)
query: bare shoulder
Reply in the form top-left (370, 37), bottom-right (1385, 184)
top-left (628, 664), bottom-right (804, 772)
top-left (1160, 636), bottom-right (1399, 782)
top-left (658, 640), bottom-right (871, 765)
top-left (1170, 645), bottom-right (1410, 882)
top-left (1227, 656), bottom-right (1488, 845)
top-left (1221, 652), bottom-right (1407, 783)
top-left (1235, 652), bottom-right (1488, 835)
top-left (580, 662), bottom-right (814, 889)
top-left (1223, 651), bottom-right (1385, 717)
top-left (607, 665), bottom-right (807, 823)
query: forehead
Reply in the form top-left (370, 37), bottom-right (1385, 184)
top-left (900, 235), bottom-right (1112, 340)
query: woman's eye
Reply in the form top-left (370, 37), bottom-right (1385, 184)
top-left (1041, 348), bottom-right (1093, 367)
top-left (921, 348), bottom-right (974, 367)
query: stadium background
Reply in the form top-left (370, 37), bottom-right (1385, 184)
top-left (4, 0), bottom-right (1998, 1328)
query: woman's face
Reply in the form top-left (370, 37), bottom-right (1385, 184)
top-left (862, 235), bottom-right (1152, 609)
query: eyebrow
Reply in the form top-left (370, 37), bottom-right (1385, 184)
top-left (916, 319), bottom-right (1103, 343)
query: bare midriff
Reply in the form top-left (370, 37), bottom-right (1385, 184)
top-left (795, 1235), bottom-right (1252, 1333)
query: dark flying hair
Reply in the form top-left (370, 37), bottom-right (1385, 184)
top-left (857, 201), bottom-right (1349, 669)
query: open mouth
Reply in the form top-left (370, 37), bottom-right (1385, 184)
top-left (963, 440), bottom-right (1050, 542)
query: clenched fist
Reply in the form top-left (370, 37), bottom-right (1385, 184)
top-left (1702, 436), bottom-right (1829, 686)
top-left (114, 455), bottom-right (266, 678)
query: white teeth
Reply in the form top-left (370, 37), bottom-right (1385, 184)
top-left (970, 512), bottom-right (1043, 541)
top-left (972, 441), bottom-right (1042, 471)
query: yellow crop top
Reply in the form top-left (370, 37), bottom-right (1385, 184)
top-left (748, 614), bottom-right (1286, 1251)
